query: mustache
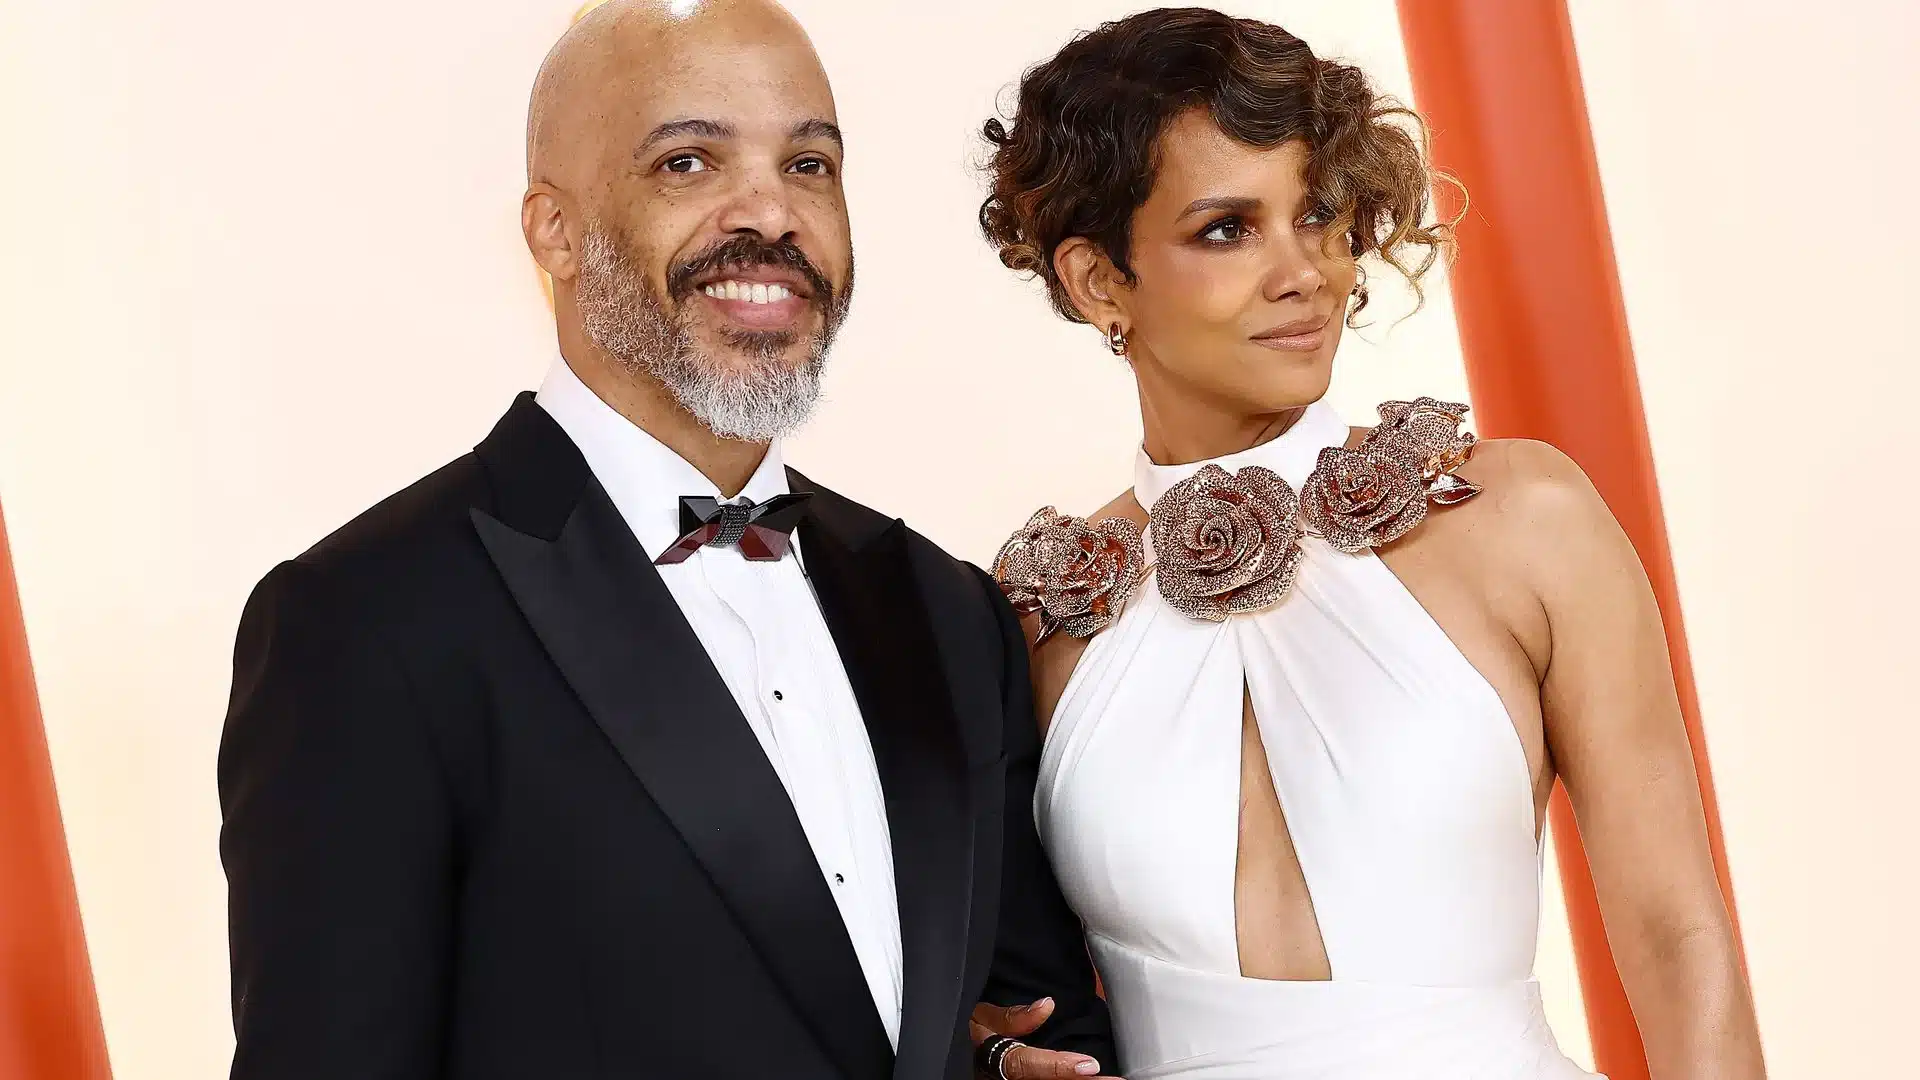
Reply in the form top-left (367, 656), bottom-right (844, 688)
top-left (667, 234), bottom-right (837, 307)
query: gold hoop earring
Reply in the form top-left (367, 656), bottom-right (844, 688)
top-left (1106, 322), bottom-right (1129, 357)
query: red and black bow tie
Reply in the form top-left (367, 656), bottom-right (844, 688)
top-left (653, 492), bottom-right (813, 565)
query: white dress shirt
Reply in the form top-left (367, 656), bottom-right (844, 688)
top-left (536, 357), bottom-right (904, 1048)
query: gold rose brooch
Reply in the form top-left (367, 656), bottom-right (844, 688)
top-left (992, 509), bottom-right (1147, 644)
top-left (994, 398), bottom-right (1483, 635)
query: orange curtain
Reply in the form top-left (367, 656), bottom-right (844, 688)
top-left (0, 500), bottom-right (112, 1080)
top-left (1394, 3), bottom-right (1746, 1078)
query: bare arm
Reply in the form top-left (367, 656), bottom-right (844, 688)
top-left (1505, 441), bottom-right (1764, 1078)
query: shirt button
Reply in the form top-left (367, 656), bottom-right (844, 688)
top-left (834, 873), bottom-right (846, 885)
top-left (772, 690), bottom-right (784, 701)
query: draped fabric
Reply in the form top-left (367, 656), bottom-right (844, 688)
top-left (1033, 402), bottom-right (1597, 1078)
top-left (0, 502), bottom-right (112, 1079)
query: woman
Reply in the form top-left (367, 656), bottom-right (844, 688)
top-left (972, 8), bottom-right (1764, 1079)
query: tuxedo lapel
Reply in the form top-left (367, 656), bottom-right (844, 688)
top-left (469, 397), bottom-right (892, 1080)
top-left (792, 471), bottom-right (974, 1080)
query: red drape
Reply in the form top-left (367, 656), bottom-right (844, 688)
top-left (0, 501), bottom-right (113, 1080)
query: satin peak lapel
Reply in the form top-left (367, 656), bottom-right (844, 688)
top-left (792, 476), bottom-right (973, 1080)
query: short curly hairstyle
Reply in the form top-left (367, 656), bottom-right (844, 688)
top-left (979, 7), bottom-right (1457, 326)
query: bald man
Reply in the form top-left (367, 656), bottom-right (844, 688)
top-left (216, 2), bottom-right (1112, 1079)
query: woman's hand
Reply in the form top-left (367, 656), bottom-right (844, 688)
top-left (970, 998), bottom-right (1118, 1078)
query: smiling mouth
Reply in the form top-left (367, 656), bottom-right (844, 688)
top-left (700, 279), bottom-right (800, 306)
top-left (669, 234), bottom-right (838, 339)
top-left (689, 274), bottom-right (816, 335)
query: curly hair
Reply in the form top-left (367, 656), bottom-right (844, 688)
top-left (979, 7), bottom-right (1458, 326)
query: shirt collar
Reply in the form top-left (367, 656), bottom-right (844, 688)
top-left (534, 355), bottom-right (801, 567)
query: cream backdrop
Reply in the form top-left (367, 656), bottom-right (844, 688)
top-left (0, 0), bottom-right (1912, 1077)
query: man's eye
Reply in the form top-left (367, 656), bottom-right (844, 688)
top-left (662, 154), bottom-right (709, 174)
top-left (1200, 217), bottom-right (1247, 243)
top-left (789, 157), bottom-right (833, 176)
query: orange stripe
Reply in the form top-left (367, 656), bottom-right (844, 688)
top-left (0, 501), bottom-right (113, 1080)
top-left (1394, 3), bottom-right (1745, 1078)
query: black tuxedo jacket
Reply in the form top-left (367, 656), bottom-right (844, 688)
top-left (218, 394), bottom-right (1112, 1079)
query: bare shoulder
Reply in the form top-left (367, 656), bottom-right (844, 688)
top-left (1448, 438), bottom-right (1636, 593)
top-left (1459, 438), bottom-right (1610, 529)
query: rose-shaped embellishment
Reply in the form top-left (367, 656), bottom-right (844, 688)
top-left (1369, 397), bottom-right (1482, 505)
top-left (992, 508), bottom-right (1146, 643)
top-left (1149, 464), bottom-right (1304, 622)
top-left (1298, 445), bottom-right (1428, 552)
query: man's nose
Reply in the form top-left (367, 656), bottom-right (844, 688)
top-left (714, 164), bottom-right (801, 243)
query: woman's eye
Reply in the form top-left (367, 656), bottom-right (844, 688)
top-left (789, 157), bottom-right (833, 176)
top-left (1298, 206), bottom-right (1336, 229)
top-left (662, 154), bottom-right (709, 174)
top-left (1200, 217), bottom-right (1247, 243)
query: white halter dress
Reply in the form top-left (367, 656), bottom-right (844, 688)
top-left (1031, 401), bottom-right (1599, 1079)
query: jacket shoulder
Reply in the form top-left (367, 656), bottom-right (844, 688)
top-left (293, 453), bottom-right (492, 582)
top-left (792, 470), bottom-right (1003, 626)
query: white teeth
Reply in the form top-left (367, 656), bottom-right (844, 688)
top-left (703, 280), bottom-right (795, 304)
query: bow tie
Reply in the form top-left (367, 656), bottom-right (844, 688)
top-left (653, 492), bottom-right (813, 565)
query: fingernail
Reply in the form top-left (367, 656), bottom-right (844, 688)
top-left (1075, 1062), bottom-right (1099, 1075)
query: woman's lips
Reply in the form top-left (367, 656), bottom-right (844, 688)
top-left (1251, 314), bottom-right (1331, 352)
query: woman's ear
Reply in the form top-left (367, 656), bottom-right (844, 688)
top-left (1053, 236), bottom-right (1130, 334)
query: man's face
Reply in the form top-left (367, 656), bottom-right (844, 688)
top-left (575, 34), bottom-right (853, 440)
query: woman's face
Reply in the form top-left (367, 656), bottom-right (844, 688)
top-left (1107, 110), bottom-right (1358, 418)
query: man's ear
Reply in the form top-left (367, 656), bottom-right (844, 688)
top-left (522, 184), bottom-right (579, 282)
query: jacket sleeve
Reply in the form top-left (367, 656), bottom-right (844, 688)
top-left (217, 560), bottom-right (456, 1080)
top-left (972, 566), bottom-right (1116, 1064)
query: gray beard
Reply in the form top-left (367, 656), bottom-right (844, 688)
top-left (573, 226), bottom-right (843, 442)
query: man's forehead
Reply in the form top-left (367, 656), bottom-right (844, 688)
top-left (613, 49), bottom-right (837, 140)
top-left (529, 1), bottom-right (836, 180)
top-left (623, 35), bottom-right (831, 98)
